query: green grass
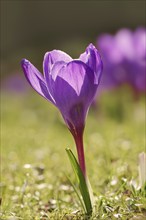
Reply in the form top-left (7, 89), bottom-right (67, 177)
top-left (1, 88), bottom-right (146, 220)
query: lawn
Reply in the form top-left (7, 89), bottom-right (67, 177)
top-left (1, 88), bottom-right (146, 220)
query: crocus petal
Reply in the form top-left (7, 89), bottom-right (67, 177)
top-left (79, 43), bottom-right (103, 85)
top-left (52, 60), bottom-right (96, 97)
top-left (49, 61), bottom-right (97, 130)
top-left (44, 61), bottom-right (67, 103)
top-left (43, 49), bottom-right (72, 76)
top-left (98, 34), bottom-right (123, 63)
top-left (132, 63), bottom-right (146, 91)
top-left (58, 60), bottom-right (93, 96)
top-left (21, 59), bottom-right (53, 102)
top-left (43, 50), bottom-right (72, 99)
top-left (134, 28), bottom-right (146, 60)
top-left (115, 29), bottom-right (135, 60)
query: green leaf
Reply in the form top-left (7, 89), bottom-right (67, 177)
top-left (66, 148), bottom-right (92, 215)
top-left (65, 174), bottom-right (86, 212)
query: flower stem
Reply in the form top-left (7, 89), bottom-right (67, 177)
top-left (67, 120), bottom-right (86, 177)
top-left (74, 131), bottom-right (86, 177)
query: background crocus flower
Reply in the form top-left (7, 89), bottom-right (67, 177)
top-left (21, 43), bottom-right (102, 177)
top-left (2, 73), bottom-right (29, 93)
top-left (97, 27), bottom-right (146, 98)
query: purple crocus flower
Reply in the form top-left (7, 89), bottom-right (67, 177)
top-left (21, 43), bottom-right (102, 176)
top-left (97, 27), bottom-right (146, 98)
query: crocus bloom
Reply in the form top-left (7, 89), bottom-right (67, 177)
top-left (97, 28), bottom-right (146, 98)
top-left (21, 43), bottom-right (102, 177)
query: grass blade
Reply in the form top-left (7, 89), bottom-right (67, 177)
top-left (65, 174), bottom-right (86, 212)
top-left (66, 148), bottom-right (92, 215)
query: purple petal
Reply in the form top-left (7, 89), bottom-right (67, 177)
top-left (44, 61), bottom-right (66, 103)
top-left (98, 34), bottom-right (123, 63)
top-left (130, 62), bottom-right (146, 92)
top-left (134, 27), bottom-right (146, 60)
top-left (115, 29), bottom-right (135, 60)
top-left (79, 43), bottom-right (103, 84)
top-left (43, 49), bottom-right (72, 75)
top-left (49, 61), bottom-right (98, 130)
top-left (21, 59), bottom-right (53, 102)
top-left (58, 61), bottom-right (93, 96)
top-left (43, 50), bottom-right (72, 99)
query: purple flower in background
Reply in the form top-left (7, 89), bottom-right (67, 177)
top-left (21, 43), bottom-right (102, 176)
top-left (2, 73), bottom-right (29, 93)
top-left (97, 27), bottom-right (146, 98)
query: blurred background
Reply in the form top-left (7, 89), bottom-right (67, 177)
top-left (1, 2), bottom-right (146, 217)
top-left (1, 0), bottom-right (145, 80)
